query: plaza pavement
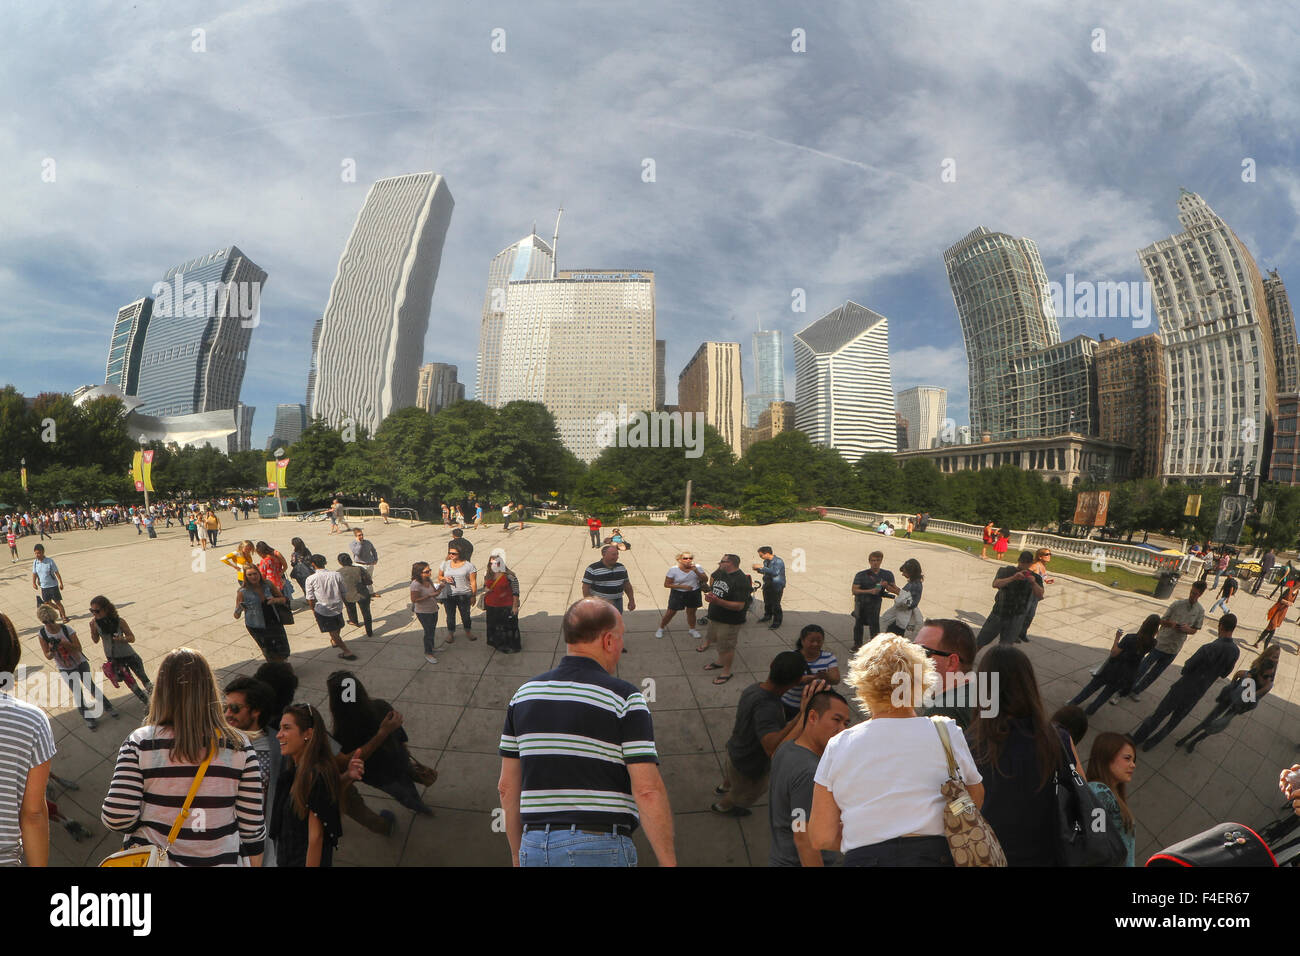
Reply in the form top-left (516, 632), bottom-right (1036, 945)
top-left (3, 515), bottom-right (1296, 867)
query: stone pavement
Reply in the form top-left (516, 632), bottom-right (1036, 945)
top-left (3, 515), bottom-right (1295, 866)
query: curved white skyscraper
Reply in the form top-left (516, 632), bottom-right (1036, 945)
top-left (309, 172), bottom-right (454, 433)
top-left (794, 301), bottom-right (896, 462)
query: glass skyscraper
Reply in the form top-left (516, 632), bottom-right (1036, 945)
top-left (944, 227), bottom-right (1059, 440)
top-left (133, 246), bottom-right (267, 418)
top-left (746, 329), bottom-right (786, 427)
top-left (477, 232), bottom-right (556, 406)
top-left (105, 296), bottom-right (153, 396)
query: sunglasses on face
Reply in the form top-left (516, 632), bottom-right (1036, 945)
top-left (89, 607), bottom-right (103, 614)
top-left (918, 644), bottom-right (951, 658)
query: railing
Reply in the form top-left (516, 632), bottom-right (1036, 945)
top-left (389, 508), bottom-right (419, 522)
top-left (819, 507), bottom-right (1208, 577)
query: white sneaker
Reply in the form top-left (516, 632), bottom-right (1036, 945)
top-left (1089, 667), bottom-right (1099, 677)
top-left (425, 654), bottom-right (439, 664)
top-left (689, 628), bottom-right (702, 639)
top-left (655, 628), bottom-right (664, 639)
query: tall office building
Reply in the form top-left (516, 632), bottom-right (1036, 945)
top-left (134, 246), bottom-right (267, 418)
top-left (230, 402), bottom-right (255, 454)
top-left (655, 339), bottom-right (666, 411)
top-left (793, 301), bottom-right (896, 462)
top-left (678, 342), bottom-right (745, 458)
top-left (265, 403), bottom-right (308, 452)
top-left (1270, 393), bottom-right (1300, 485)
top-left (477, 231), bottom-right (556, 406)
top-left (310, 172), bottom-right (454, 434)
top-left (416, 362), bottom-right (464, 414)
top-left (746, 328), bottom-right (786, 428)
top-left (497, 269), bottom-right (655, 462)
top-left (896, 413), bottom-right (909, 451)
top-left (304, 317), bottom-right (323, 411)
top-left (1009, 334), bottom-right (1099, 438)
top-left (1095, 335), bottom-right (1166, 479)
top-left (895, 386), bottom-right (947, 450)
top-left (755, 400), bottom-right (797, 442)
top-left (945, 227), bottom-right (1060, 440)
top-left (1139, 189), bottom-right (1278, 481)
top-left (105, 297), bottom-right (153, 396)
top-left (1264, 269), bottom-right (1298, 395)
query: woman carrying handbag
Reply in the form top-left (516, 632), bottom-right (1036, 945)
top-left (879, 559), bottom-right (924, 639)
top-left (482, 548), bottom-right (521, 653)
top-left (235, 566), bottom-right (292, 662)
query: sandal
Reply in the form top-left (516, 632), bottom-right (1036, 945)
top-left (445, 634), bottom-right (455, 644)
top-left (338, 652), bottom-right (358, 661)
top-left (704, 662), bottom-right (724, 671)
top-left (712, 674), bottom-right (734, 685)
top-left (466, 633), bottom-right (477, 641)
top-left (695, 644), bottom-right (710, 653)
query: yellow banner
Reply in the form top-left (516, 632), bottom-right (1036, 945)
top-left (266, 461), bottom-right (279, 490)
top-left (141, 450), bottom-right (154, 492)
top-left (277, 458), bottom-right (289, 490)
top-left (20, 467), bottom-right (26, 492)
top-left (132, 451), bottom-right (144, 492)
top-left (1185, 494), bottom-right (1202, 517)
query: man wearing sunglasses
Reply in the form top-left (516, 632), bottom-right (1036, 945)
top-left (223, 676), bottom-right (280, 865)
top-left (914, 619), bottom-right (978, 730)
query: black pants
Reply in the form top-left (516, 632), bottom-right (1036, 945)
top-left (1132, 687), bottom-right (1205, 746)
top-left (344, 598), bottom-right (373, 636)
top-left (761, 584), bottom-right (784, 623)
top-left (1177, 702), bottom-right (1236, 746)
top-left (1069, 673), bottom-right (1127, 714)
top-left (589, 528), bottom-right (601, 547)
top-left (976, 610), bottom-right (1026, 648)
top-left (853, 603), bottom-right (881, 649)
top-left (845, 835), bottom-right (953, 867)
top-left (441, 593), bottom-right (473, 633)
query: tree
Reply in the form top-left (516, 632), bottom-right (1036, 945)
top-left (899, 458), bottom-right (943, 513)
top-left (571, 464), bottom-right (631, 517)
top-left (856, 453), bottom-right (904, 511)
top-left (740, 475), bottom-right (799, 524)
top-left (287, 423), bottom-right (349, 506)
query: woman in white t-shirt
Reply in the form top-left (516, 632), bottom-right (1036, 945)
top-left (656, 552), bottom-right (708, 640)
top-left (809, 632), bottom-right (983, 866)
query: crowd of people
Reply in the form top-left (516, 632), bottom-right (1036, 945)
top-left (3, 508), bottom-right (1299, 870)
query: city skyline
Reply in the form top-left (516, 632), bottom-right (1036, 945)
top-left (4, 2), bottom-right (1299, 446)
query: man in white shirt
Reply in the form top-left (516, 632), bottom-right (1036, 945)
top-left (306, 555), bottom-right (356, 660)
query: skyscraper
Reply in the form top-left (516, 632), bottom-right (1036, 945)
top-left (134, 246), bottom-right (267, 418)
top-left (945, 227), bottom-right (1060, 440)
top-left (230, 402), bottom-right (255, 455)
top-left (677, 342), bottom-right (745, 458)
top-left (309, 172), bottom-right (454, 434)
top-left (793, 301), bottom-right (896, 462)
top-left (655, 339), bottom-right (666, 411)
top-left (477, 231), bottom-right (556, 406)
top-left (105, 297), bottom-right (153, 396)
top-left (750, 328), bottom-right (786, 427)
top-left (416, 362), bottom-right (464, 414)
top-left (1008, 335), bottom-right (1098, 438)
top-left (1095, 335), bottom-right (1166, 479)
top-left (497, 269), bottom-right (655, 462)
top-left (1264, 269), bottom-right (1298, 395)
top-left (265, 403), bottom-right (309, 452)
top-left (1139, 189), bottom-right (1278, 481)
top-left (894, 386), bottom-right (948, 450)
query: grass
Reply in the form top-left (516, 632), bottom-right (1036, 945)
top-left (822, 518), bottom-right (1161, 597)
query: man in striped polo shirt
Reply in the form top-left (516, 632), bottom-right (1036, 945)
top-left (581, 545), bottom-right (636, 614)
top-left (497, 598), bottom-right (675, 867)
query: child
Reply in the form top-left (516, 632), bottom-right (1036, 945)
top-left (993, 529), bottom-right (1010, 560)
top-left (6, 527), bottom-right (16, 562)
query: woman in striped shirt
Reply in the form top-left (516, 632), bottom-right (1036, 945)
top-left (780, 624), bottom-right (841, 719)
top-left (0, 612), bottom-right (55, 866)
top-left (101, 648), bottom-right (266, 866)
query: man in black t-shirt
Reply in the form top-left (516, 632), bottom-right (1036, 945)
top-left (975, 550), bottom-right (1044, 649)
top-left (448, 528), bottom-right (474, 563)
top-left (850, 550), bottom-right (894, 649)
top-left (1131, 614), bottom-right (1241, 751)
top-left (699, 554), bottom-right (752, 684)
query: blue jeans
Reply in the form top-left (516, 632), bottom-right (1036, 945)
top-left (519, 826), bottom-right (637, 867)
top-left (1130, 649), bottom-right (1175, 695)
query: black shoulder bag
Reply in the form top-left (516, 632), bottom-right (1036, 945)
top-left (1054, 735), bottom-right (1127, 867)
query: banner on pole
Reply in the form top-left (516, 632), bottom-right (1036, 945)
top-left (266, 461), bottom-right (278, 491)
top-left (276, 458), bottom-right (289, 490)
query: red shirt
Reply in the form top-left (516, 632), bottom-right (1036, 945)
top-left (587, 518), bottom-right (601, 532)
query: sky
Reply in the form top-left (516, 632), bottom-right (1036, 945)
top-left (3, 0), bottom-right (1299, 446)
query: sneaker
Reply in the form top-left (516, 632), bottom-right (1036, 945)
top-left (688, 628), bottom-right (701, 639)
top-left (1108, 697), bottom-right (1118, 705)
top-left (655, 628), bottom-right (664, 639)
top-left (1089, 667), bottom-right (1100, 677)
top-left (1128, 693), bottom-right (1141, 702)
top-left (425, 654), bottom-right (439, 664)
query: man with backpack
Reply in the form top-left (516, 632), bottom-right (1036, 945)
top-left (699, 554), bottom-right (754, 685)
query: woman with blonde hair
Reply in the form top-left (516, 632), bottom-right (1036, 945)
top-left (222, 539), bottom-right (257, 581)
top-left (809, 633), bottom-right (983, 866)
top-left (101, 648), bottom-right (266, 866)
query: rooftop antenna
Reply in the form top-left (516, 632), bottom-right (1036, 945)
top-left (551, 205), bottom-right (563, 278)
top-left (531, 220), bottom-right (536, 236)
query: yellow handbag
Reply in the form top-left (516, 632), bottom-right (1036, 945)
top-left (100, 738), bottom-right (217, 867)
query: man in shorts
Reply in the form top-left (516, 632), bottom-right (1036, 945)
top-left (699, 554), bottom-right (753, 685)
top-left (31, 544), bottom-right (69, 622)
top-left (306, 554), bottom-right (356, 660)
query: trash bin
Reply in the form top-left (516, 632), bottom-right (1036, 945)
top-left (1154, 570), bottom-right (1180, 600)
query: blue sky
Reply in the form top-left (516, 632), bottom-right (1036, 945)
top-left (2, 0), bottom-right (1298, 445)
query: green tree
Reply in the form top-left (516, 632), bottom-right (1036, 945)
top-left (740, 474), bottom-right (799, 524)
top-left (287, 423), bottom-right (349, 506)
top-left (898, 458), bottom-right (943, 513)
top-left (856, 452), bottom-right (904, 511)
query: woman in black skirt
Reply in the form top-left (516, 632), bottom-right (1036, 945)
top-left (482, 548), bottom-right (521, 653)
top-left (234, 566), bottom-right (292, 662)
